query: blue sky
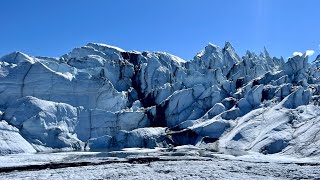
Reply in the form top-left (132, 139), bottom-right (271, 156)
top-left (0, 0), bottom-right (319, 60)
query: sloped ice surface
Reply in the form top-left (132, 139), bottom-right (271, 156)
top-left (0, 42), bottom-right (320, 158)
top-left (0, 120), bottom-right (36, 155)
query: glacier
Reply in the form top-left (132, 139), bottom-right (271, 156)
top-left (0, 42), bottom-right (319, 158)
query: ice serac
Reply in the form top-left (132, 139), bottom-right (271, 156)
top-left (1, 51), bottom-right (35, 64)
top-left (0, 42), bottom-right (319, 157)
top-left (4, 96), bottom-right (84, 150)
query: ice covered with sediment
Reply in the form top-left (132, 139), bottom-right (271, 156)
top-left (0, 42), bottom-right (319, 157)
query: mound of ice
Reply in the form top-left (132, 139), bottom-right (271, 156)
top-left (0, 120), bottom-right (36, 155)
top-left (1, 42), bottom-right (319, 157)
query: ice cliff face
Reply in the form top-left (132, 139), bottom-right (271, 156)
top-left (0, 42), bottom-right (319, 157)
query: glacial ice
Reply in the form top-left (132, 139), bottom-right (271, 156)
top-left (0, 42), bottom-right (320, 158)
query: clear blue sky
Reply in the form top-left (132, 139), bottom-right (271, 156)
top-left (0, 0), bottom-right (319, 60)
